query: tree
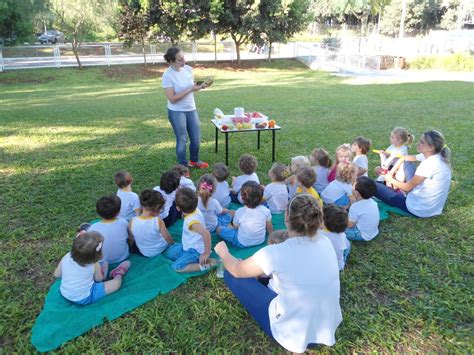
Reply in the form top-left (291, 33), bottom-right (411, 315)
top-left (50, 0), bottom-right (117, 69)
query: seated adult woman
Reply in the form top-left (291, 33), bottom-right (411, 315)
top-left (214, 194), bottom-right (342, 353)
top-left (374, 130), bottom-right (451, 217)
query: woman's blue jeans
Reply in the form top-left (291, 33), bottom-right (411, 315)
top-left (168, 109), bottom-right (201, 165)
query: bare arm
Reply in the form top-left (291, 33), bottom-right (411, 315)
top-left (385, 174), bottom-right (426, 193)
top-left (214, 241), bottom-right (264, 278)
top-left (93, 262), bottom-right (105, 281)
top-left (266, 220), bottom-right (273, 236)
top-left (164, 84), bottom-right (202, 104)
top-left (190, 223), bottom-right (211, 265)
top-left (53, 260), bottom-right (62, 278)
top-left (159, 218), bottom-right (175, 245)
top-left (347, 220), bottom-right (356, 228)
top-left (356, 167), bottom-right (367, 177)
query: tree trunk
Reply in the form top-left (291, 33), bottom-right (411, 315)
top-left (399, 0), bottom-right (407, 38)
top-left (267, 42), bottom-right (273, 62)
top-left (214, 32), bottom-right (217, 64)
top-left (72, 38), bottom-right (82, 69)
top-left (142, 41), bottom-right (147, 65)
top-left (231, 33), bottom-right (241, 65)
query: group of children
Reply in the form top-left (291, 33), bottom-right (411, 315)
top-left (55, 127), bottom-right (414, 306)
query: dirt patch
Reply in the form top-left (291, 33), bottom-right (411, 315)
top-left (193, 60), bottom-right (270, 72)
top-left (0, 76), bottom-right (55, 85)
top-left (102, 65), bottom-right (167, 81)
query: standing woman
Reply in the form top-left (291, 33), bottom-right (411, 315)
top-left (162, 47), bottom-right (208, 169)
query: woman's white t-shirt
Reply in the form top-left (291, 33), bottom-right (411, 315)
top-left (162, 65), bottom-right (196, 111)
top-left (253, 235), bottom-right (342, 353)
top-left (406, 153), bottom-right (451, 217)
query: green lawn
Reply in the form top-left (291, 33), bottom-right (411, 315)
top-left (0, 60), bottom-right (473, 353)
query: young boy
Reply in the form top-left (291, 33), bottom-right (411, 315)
top-left (295, 167), bottom-right (323, 208)
top-left (153, 170), bottom-right (181, 227)
top-left (172, 164), bottom-right (196, 191)
top-left (115, 170), bottom-right (141, 221)
top-left (321, 205), bottom-right (350, 271)
top-left (212, 162), bottom-right (231, 208)
top-left (345, 176), bottom-right (380, 242)
top-left (88, 195), bottom-right (130, 264)
top-left (164, 187), bottom-right (214, 272)
top-left (351, 136), bottom-right (371, 177)
top-left (231, 154), bottom-right (260, 204)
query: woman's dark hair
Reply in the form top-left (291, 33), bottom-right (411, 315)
top-left (240, 181), bottom-right (263, 208)
top-left (160, 171), bottom-right (181, 194)
top-left (140, 189), bottom-right (165, 213)
top-left (71, 231), bottom-right (104, 266)
top-left (164, 47), bottom-right (181, 63)
top-left (213, 162), bottom-right (229, 182)
top-left (323, 204), bottom-right (348, 233)
top-left (286, 194), bottom-right (322, 237)
top-left (96, 195), bottom-right (121, 219)
top-left (423, 130), bottom-right (451, 164)
top-left (175, 187), bottom-right (198, 214)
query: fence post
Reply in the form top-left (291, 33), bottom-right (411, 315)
top-left (192, 41), bottom-right (197, 63)
top-left (0, 47), bottom-right (3, 72)
top-left (54, 45), bottom-right (61, 68)
top-left (105, 44), bottom-right (111, 66)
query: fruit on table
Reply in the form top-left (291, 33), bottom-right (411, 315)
top-left (221, 124), bottom-right (229, 131)
top-left (268, 120), bottom-right (276, 128)
top-left (256, 122), bottom-right (267, 129)
top-left (235, 123), bottom-right (243, 130)
top-left (242, 123), bottom-right (253, 129)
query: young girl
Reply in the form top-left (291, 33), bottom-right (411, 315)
top-left (217, 181), bottom-right (273, 248)
top-left (212, 162), bottom-right (231, 208)
top-left (311, 148), bottom-right (332, 194)
top-left (327, 144), bottom-right (353, 182)
top-left (322, 162), bottom-right (357, 207)
top-left (197, 174), bottom-right (233, 232)
top-left (54, 231), bottom-right (131, 305)
top-left (375, 127), bottom-right (414, 181)
top-left (129, 189), bottom-right (175, 257)
top-left (287, 155), bottom-right (311, 199)
top-left (263, 162), bottom-right (290, 214)
top-left (231, 154), bottom-right (260, 204)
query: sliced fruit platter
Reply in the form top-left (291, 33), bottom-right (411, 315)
top-left (218, 119), bottom-right (277, 131)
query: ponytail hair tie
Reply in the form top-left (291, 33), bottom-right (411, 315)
top-left (96, 242), bottom-right (103, 252)
top-left (443, 144), bottom-right (448, 149)
top-left (200, 182), bottom-right (213, 192)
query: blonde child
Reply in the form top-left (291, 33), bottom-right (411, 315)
top-left (295, 167), bottom-right (323, 208)
top-left (172, 164), bottom-right (196, 191)
top-left (287, 155), bottom-right (311, 199)
top-left (231, 154), bottom-right (260, 204)
top-left (320, 205), bottom-right (350, 271)
top-left (197, 174), bottom-right (233, 232)
top-left (263, 163), bottom-right (290, 214)
top-left (88, 195), bottom-right (130, 264)
top-left (375, 127), bottom-right (414, 181)
top-left (153, 170), bottom-right (181, 227)
top-left (351, 137), bottom-right (371, 177)
top-left (115, 170), bottom-right (141, 221)
top-left (212, 162), bottom-right (231, 208)
top-left (327, 144), bottom-right (353, 182)
top-left (217, 181), bottom-right (273, 248)
top-left (164, 187), bottom-right (214, 272)
top-left (311, 148), bottom-right (332, 194)
top-left (321, 162), bottom-right (357, 207)
top-left (129, 189), bottom-right (174, 257)
top-left (54, 231), bottom-right (130, 305)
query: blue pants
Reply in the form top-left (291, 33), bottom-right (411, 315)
top-left (224, 271), bottom-right (277, 339)
top-left (163, 202), bottom-right (181, 228)
top-left (345, 226), bottom-right (365, 241)
top-left (164, 243), bottom-right (201, 270)
top-left (230, 192), bottom-right (240, 205)
top-left (168, 109), bottom-right (201, 166)
top-left (218, 227), bottom-right (247, 248)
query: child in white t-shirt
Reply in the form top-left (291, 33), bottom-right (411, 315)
top-left (164, 187), bottom-right (215, 272)
top-left (287, 155), bottom-right (311, 199)
top-left (88, 195), bottom-right (131, 264)
top-left (321, 205), bottom-right (350, 271)
top-left (212, 162), bottom-right (231, 208)
top-left (196, 174), bottom-right (233, 232)
top-left (351, 136), bottom-right (371, 177)
top-left (311, 148), bottom-right (332, 194)
top-left (172, 164), bottom-right (196, 191)
top-left (153, 170), bottom-right (181, 227)
top-left (217, 181), bottom-right (273, 247)
top-left (129, 189), bottom-right (174, 257)
top-left (263, 162), bottom-right (290, 214)
top-left (54, 231), bottom-right (131, 305)
top-left (346, 176), bottom-right (380, 241)
top-left (231, 154), bottom-right (260, 204)
top-left (321, 162), bottom-right (357, 208)
top-left (115, 170), bottom-right (141, 221)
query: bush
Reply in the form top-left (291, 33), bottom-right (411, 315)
top-left (408, 53), bottom-right (474, 71)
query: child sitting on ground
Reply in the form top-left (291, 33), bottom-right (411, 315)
top-left (321, 205), bottom-right (350, 271)
top-left (129, 189), bottom-right (174, 257)
top-left (217, 181), bottom-right (273, 247)
top-left (172, 164), bottom-right (196, 191)
top-left (153, 170), bottom-right (181, 227)
top-left (345, 176), bottom-right (379, 242)
top-left (321, 162), bottom-right (357, 208)
top-left (54, 231), bottom-right (131, 305)
top-left (231, 154), bottom-right (260, 204)
top-left (287, 155), bottom-right (311, 199)
top-left (115, 170), bottom-right (141, 221)
top-left (351, 136), bottom-right (371, 177)
top-left (197, 174), bottom-right (233, 232)
top-left (295, 167), bottom-right (323, 208)
top-left (164, 187), bottom-right (214, 272)
top-left (88, 195), bottom-right (130, 264)
top-left (212, 162), bottom-right (231, 208)
top-left (263, 163), bottom-right (290, 214)
top-left (328, 143), bottom-right (353, 182)
top-left (311, 148), bottom-right (332, 194)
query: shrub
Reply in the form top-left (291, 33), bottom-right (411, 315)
top-left (408, 53), bottom-right (474, 71)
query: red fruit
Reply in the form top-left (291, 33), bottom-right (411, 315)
top-left (222, 125), bottom-right (229, 131)
top-left (252, 112), bottom-right (262, 118)
top-left (244, 112), bottom-right (251, 118)
top-left (243, 116), bottom-right (251, 123)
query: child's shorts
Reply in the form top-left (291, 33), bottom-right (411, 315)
top-left (72, 282), bottom-right (106, 305)
top-left (345, 226), bottom-right (365, 241)
top-left (334, 195), bottom-right (350, 207)
top-left (164, 243), bottom-right (201, 270)
top-left (218, 227), bottom-right (247, 248)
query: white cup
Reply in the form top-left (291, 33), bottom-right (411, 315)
top-left (234, 107), bottom-right (244, 117)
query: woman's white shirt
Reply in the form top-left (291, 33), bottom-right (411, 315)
top-left (162, 65), bottom-right (196, 111)
top-left (253, 235), bottom-right (342, 353)
top-left (406, 153), bottom-right (451, 217)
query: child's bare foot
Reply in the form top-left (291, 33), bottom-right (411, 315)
top-left (110, 260), bottom-right (131, 278)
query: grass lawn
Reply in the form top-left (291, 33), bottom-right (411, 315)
top-left (0, 60), bottom-right (473, 353)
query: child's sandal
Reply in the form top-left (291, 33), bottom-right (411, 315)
top-left (110, 260), bottom-right (131, 278)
